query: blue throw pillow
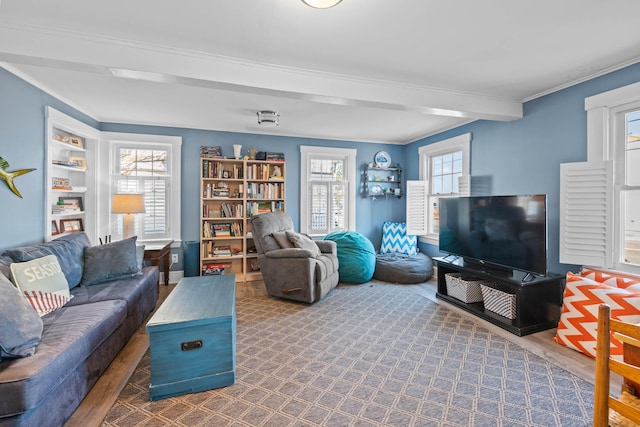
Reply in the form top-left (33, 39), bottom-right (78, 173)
top-left (380, 222), bottom-right (417, 256)
top-left (81, 237), bottom-right (141, 286)
top-left (0, 273), bottom-right (43, 360)
top-left (4, 232), bottom-right (91, 289)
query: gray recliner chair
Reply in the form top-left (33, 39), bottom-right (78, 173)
top-left (248, 212), bottom-right (339, 303)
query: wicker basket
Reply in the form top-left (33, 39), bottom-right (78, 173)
top-left (480, 284), bottom-right (517, 319)
top-left (445, 273), bottom-right (484, 303)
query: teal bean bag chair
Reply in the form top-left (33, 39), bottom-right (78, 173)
top-left (323, 231), bottom-right (376, 284)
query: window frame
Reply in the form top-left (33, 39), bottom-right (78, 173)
top-left (415, 133), bottom-right (471, 246)
top-left (562, 81), bottom-right (640, 273)
top-left (300, 146), bottom-right (356, 237)
top-left (101, 132), bottom-right (182, 245)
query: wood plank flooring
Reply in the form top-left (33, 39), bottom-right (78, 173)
top-left (65, 277), bottom-right (605, 427)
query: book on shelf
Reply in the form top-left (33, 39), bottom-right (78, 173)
top-left (202, 263), bottom-right (230, 276)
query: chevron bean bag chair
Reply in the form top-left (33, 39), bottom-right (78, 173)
top-left (373, 222), bottom-right (433, 284)
top-left (323, 231), bottom-right (376, 284)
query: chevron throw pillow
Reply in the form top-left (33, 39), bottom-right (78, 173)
top-left (580, 268), bottom-right (640, 292)
top-left (380, 222), bottom-right (417, 255)
top-left (553, 272), bottom-right (640, 360)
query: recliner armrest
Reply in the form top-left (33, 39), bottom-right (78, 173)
top-left (265, 248), bottom-right (316, 258)
top-left (315, 240), bottom-right (337, 255)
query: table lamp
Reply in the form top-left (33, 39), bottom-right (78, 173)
top-left (111, 194), bottom-right (145, 239)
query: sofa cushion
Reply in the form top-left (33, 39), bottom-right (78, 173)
top-left (81, 237), bottom-right (141, 286)
top-left (380, 221), bottom-right (418, 256)
top-left (0, 273), bottom-right (43, 360)
top-left (0, 299), bottom-right (127, 418)
top-left (286, 231), bottom-right (321, 258)
top-left (553, 272), bottom-right (640, 360)
top-left (69, 267), bottom-right (157, 317)
top-left (10, 255), bottom-right (72, 316)
top-left (3, 232), bottom-right (91, 289)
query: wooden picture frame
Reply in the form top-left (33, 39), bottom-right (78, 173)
top-left (60, 218), bottom-right (84, 233)
top-left (58, 196), bottom-right (83, 212)
top-left (51, 220), bottom-right (60, 236)
top-left (69, 136), bottom-right (84, 149)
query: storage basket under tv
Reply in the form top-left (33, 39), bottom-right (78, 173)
top-left (480, 284), bottom-right (517, 319)
top-left (445, 273), bottom-right (484, 303)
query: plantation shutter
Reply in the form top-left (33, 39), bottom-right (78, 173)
top-left (406, 180), bottom-right (429, 235)
top-left (559, 160), bottom-right (613, 267)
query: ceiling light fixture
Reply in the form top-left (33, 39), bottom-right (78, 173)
top-left (257, 111), bottom-right (280, 127)
top-left (301, 0), bottom-right (342, 9)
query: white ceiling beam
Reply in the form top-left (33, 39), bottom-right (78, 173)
top-left (0, 22), bottom-right (523, 122)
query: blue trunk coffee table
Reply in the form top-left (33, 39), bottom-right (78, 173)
top-left (146, 274), bottom-right (236, 400)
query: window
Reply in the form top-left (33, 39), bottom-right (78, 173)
top-left (619, 108), bottom-right (640, 267)
top-left (102, 133), bottom-right (181, 243)
top-left (560, 81), bottom-right (640, 273)
top-left (300, 146), bottom-right (356, 236)
top-left (407, 133), bottom-right (470, 245)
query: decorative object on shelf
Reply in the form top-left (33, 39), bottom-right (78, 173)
top-left (52, 220), bottom-right (60, 236)
top-left (233, 144), bottom-right (242, 160)
top-left (58, 196), bottom-right (83, 212)
top-left (60, 218), bottom-right (84, 233)
top-left (248, 146), bottom-right (257, 160)
top-left (67, 157), bottom-right (87, 171)
top-left (257, 110), bottom-right (280, 127)
top-left (301, 0), bottom-right (342, 8)
top-left (69, 136), bottom-right (84, 149)
top-left (111, 193), bottom-right (146, 239)
top-left (272, 165), bottom-right (282, 177)
top-left (370, 184), bottom-right (383, 196)
top-left (201, 146), bottom-right (222, 158)
top-left (373, 151), bottom-right (391, 168)
top-left (0, 156), bottom-right (35, 199)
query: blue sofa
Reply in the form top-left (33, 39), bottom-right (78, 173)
top-left (0, 233), bottom-right (159, 427)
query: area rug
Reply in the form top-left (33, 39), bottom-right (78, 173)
top-left (102, 283), bottom-right (594, 426)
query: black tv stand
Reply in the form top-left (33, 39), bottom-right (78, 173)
top-left (434, 257), bottom-right (564, 336)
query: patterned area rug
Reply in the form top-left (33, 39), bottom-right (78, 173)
top-left (103, 283), bottom-right (594, 426)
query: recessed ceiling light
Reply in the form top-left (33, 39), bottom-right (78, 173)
top-left (301, 0), bottom-right (342, 9)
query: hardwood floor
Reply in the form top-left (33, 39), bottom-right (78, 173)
top-left (66, 276), bottom-right (605, 426)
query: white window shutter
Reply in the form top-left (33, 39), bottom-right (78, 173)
top-left (559, 161), bottom-right (613, 267)
top-left (458, 175), bottom-right (470, 196)
top-left (406, 180), bottom-right (429, 235)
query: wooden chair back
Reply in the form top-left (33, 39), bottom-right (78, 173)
top-left (594, 304), bottom-right (640, 426)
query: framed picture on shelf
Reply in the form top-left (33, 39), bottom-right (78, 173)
top-left (67, 156), bottom-right (87, 170)
top-left (69, 136), bottom-right (84, 149)
top-left (60, 218), bottom-right (84, 233)
top-left (58, 196), bottom-right (83, 212)
top-left (51, 220), bottom-right (60, 236)
top-left (222, 170), bottom-right (231, 178)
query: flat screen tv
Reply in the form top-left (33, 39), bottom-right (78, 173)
top-left (439, 195), bottom-right (547, 276)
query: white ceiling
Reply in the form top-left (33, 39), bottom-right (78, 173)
top-left (1, 0), bottom-right (639, 144)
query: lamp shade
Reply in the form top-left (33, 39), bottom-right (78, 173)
top-left (111, 194), bottom-right (146, 214)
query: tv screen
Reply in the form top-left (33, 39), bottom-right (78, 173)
top-left (439, 195), bottom-right (547, 276)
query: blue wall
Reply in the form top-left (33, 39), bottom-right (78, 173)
top-left (99, 123), bottom-right (407, 250)
top-left (408, 62), bottom-right (640, 274)
top-left (0, 69), bottom-right (98, 248)
top-left (2, 61), bottom-right (640, 275)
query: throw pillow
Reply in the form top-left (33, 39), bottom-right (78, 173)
top-left (285, 231), bottom-right (321, 258)
top-left (271, 231), bottom-right (293, 249)
top-left (0, 273), bottom-right (43, 359)
top-left (81, 236), bottom-right (141, 286)
top-left (553, 272), bottom-right (640, 360)
top-left (10, 255), bottom-right (72, 317)
top-left (4, 232), bottom-right (91, 289)
top-left (136, 244), bottom-right (145, 271)
top-left (581, 268), bottom-right (640, 292)
top-left (380, 222), bottom-right (418, 256)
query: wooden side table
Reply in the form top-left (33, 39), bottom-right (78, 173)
top-left (144, 240), bottom-right (173, 286)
